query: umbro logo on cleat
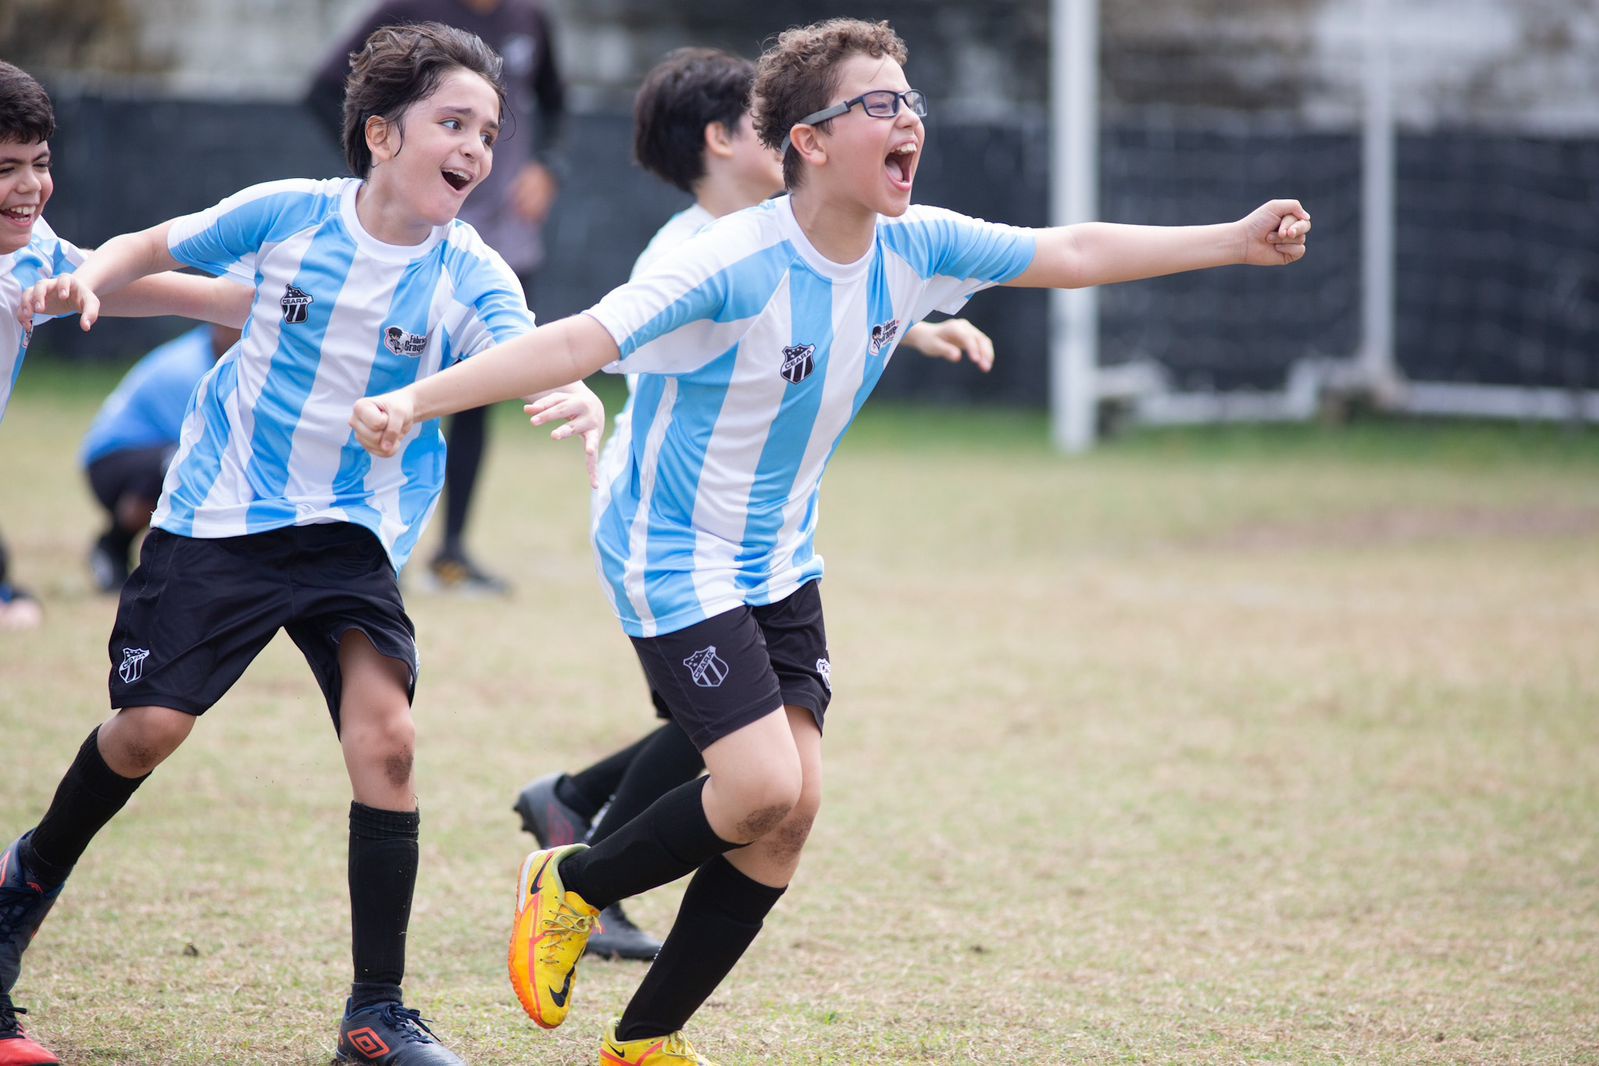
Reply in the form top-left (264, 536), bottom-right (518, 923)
top-left (345, 1026), bottom-right (390, 1056)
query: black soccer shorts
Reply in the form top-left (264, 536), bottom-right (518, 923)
top-left (107, 523), bottom-right (417, 729)
top-left (631, 580), bottom-right (832, 751)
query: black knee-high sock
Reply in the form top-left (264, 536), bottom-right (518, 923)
top-left (616, 856), bottom-right (785, 1042)
top-left (27, 728), bottom-right (149, 888)
top-left (588, 722), bottom-right (703, 847)
top-left (348, 802), bottom-right (419, 1009)
top-left (559, 778), bottom-right (735, 909)
top-left (559, 726), bottom-right (668, 817)
top-left (438, 406), bottom-right (488, 553)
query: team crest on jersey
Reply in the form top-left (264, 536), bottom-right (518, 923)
top-left (383, 325), bottom-right (428, 357)
top-left (683, 646), bottom-right (729, 688)
top-left (119, 647), bottom-right (151, 684)
top-left (780, 343), bottom-right (816, 384)
top-left (869, 319), bottom-right (900, 356)
top-left (280, 285), bottom-right (313, 324)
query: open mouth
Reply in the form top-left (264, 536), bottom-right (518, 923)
top-left (1, 204), bottom-right (37, 225)
top-left (441, 168), bottom-right (471, 192)
top-left (885, 142), bottom-right (916, 189)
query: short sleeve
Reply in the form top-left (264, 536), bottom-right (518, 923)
top-left (879, 206), bottom-right (1037, 320)
top-left (167, 179), bottom-right (338, 285)
top-left (587, 219), bottom-right (792, 377)
top-left (441, 232), bottom-right (538, 366)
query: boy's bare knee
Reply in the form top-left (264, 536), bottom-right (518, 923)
top-left (736, 801), bottom-right (793, 841)
top-left (384, 748), bottom-right (414, 789)
top-left (767, 812), bottom-right (814, 862)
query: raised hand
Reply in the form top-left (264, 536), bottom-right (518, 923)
top-left (1240, 199), bottom-right (1311, 266)
top-left (525, 386), bottom-right (605, 488)
top-left (22, 272), bottom-right (102, 330)
top-left (903, 318), bottom-right (996, 371)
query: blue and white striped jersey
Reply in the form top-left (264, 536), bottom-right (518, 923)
top-left (0, 217), bottom-right (84, 423)
top-left (587, 195), bottom-right (1036, 637)
top-left (153, 177), bottom-right (535, 570)
top-left (598, 203), bottom-right (717, 481)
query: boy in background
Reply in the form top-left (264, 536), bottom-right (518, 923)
top-left (80, 323), bottom-right (241, 592)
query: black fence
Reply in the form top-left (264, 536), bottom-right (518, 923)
top-left (34, 94), bottom-right (1599, 402)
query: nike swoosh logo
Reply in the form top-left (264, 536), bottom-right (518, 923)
top-left (529, 853), bottom-right (555, 897)
top-left (548, 968), bottom-right (574, 1008)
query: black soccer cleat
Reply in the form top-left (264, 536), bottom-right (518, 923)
top-left (512, 773), bottom-right (589, 848)
top-left (335, 1000), bottom-right (464, 1065)
top-left (587, 902), bottom-right (662, 962)
top-left (0, 834), bottom-right (64, 996)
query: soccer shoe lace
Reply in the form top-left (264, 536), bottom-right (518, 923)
top-left (375, 1004), bottom-right (438, 1046)
top-left (337, 1001), bottom-right (463, 1065)
top-left (508, 844), bottom-right (598, 1029)
top-left (0, 995), bottom-right (59, 1066)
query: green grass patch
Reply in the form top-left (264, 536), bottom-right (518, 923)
top-left (1, 374), bottom-right (1597, 1064)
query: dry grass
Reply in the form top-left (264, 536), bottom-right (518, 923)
top-left (2, 366), bottom-right (1597, 1064)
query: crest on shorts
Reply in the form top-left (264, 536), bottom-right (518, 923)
top-left (280, 284), bottom-right (313, 324)
top-left (779, 343), bottom-right (816, 384)
top-left (119, 647), bottom-right (151, 684)
top-left (869, 319), bottom-right (900, 356)
top-left (816, 656), bottom-right (832, 692)
top-left (683, 646), bottom-right (729, 688)
top-left (383, 325), bottom-right (428, 357)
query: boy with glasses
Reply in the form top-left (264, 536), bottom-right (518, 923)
top-left (352, 17), bottom-right (1310, 1063)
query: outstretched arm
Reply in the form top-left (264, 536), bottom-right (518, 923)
top-left (1009, 199), bottom-right (1310, 290)
top-left (351, 313), bottom-right (620, 459)
top-left (20, 222), bottom-right (181, 329)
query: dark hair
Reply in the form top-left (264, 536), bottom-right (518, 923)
top-left (754, 19), bottom-right (907, 189)
top-left (0, 61), bottom-right (56, 145)
top-left (341, 22), bottom-right (508, 178)
top-left (633, 48), bottom-right (757, 194)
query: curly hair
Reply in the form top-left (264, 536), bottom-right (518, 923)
top-left (753, 19), bottom-right (907, 190)
top-left (0, 61), bottom-right (55, 145)
top-left (634, 48), bottom-right (757, 194)
top-left (341, 21), bottom-right (507, 178)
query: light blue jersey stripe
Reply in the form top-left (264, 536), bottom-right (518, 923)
top-left (243, 232), bottom-right (359, 528)
top-left (734, 267), bottom-right (835, 597)
top-left (639, 344), bottom-right (741, 622)
top-left (160, 356), bottom-right (241, 537)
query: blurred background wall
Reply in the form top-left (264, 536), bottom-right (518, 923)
top-left (4, 0), bottom-right (1595, 407)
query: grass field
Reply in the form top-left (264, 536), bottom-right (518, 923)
top-left (2, 362), bottom-right (1597, 1064)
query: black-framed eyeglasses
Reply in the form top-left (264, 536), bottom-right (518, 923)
top-left (782, 89), bottom-right (928, 154)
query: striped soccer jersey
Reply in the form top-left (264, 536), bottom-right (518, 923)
top-left (0, 217), bottom-right (85, 423)
top-left (154, 177), bottom-right (535, 571)
top-left (587, 195), bottom-right (1036, 638)
top-left (597, 202), bottom-right (717, 479)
